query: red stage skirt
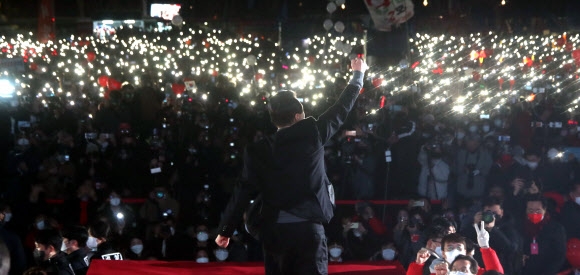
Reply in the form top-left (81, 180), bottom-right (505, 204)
top-left (87, 260), bottom-right (406, 275)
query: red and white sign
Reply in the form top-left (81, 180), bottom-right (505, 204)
top-left (363, 0), bottom-right (414, 31)
top-left (38, 0), bottom-right (55, 43)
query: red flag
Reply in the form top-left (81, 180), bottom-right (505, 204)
top-left (38, 0), bottom-right (55, 43)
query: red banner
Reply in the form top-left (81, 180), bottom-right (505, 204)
top-left (38, 0), bottom-right (55, 43)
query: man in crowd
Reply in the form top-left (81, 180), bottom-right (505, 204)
top-left (461, 197), bottom-right (520, 274)
top-left (62, 226), bottom-right (89, 275)
top-left (215, 58), bottom-right (367, 275)
top-left (561, 182), bottom-right (580, 239)
top-left (519, 194), bottom-right (566, 275)
top-left (34, 229), bottom-right (75, 275)
top-left (406, 232), bottom-right (503, 275)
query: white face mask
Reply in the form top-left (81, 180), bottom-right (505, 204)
top-left (444, 249), bottom-right (463, 264)
top-left (197, 232), bottom-right (209, 242)
top-left (110, 197), bottom-right (121, 206)
top-left (469, 126), bottom-right (478, 133)
top-left (449, 271), bottom-right (470, 275)
top-left (329, 248), bottom-right (342, 258)
top-left (575, 197), bottom-right (580, 206)
top-left (196, 257), bottom-right (209, 263)
top-left (215, 249), bottom-right (229, 261)
top-left (86, 236), bottom-right (98, 249)
top-left (36, 220), bottom-right (45, 230)
top-left (61, 241), bottom-right (67, 252)
top-left (3, 213), bottom-right (12, 222)
top-left (435, 246), bottom-right (443, 257)
top-left (527, 161), bottom-right (539, 170)
top-left (131, 244), bottom-right (143, 255)
top-left (382, 248), bottom-right (396, 261)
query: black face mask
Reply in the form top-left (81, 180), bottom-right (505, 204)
top-left (33, 249), bottom-right (46, 264)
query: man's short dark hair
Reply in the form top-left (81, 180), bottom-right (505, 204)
top-left (451, 254), bottom-right (479, 274)
top-left (35, 229), bottom-right (63, 252)
top-left (441, 233), bottom-right (466, 250)
top-left (424, 225), bottom-right (446, 241)
top-left (525, 194), bottom-right (548, 210)
top-left (268, 91), bottom-right (303, 128)
top-left (482, 196), bottom-right (503, 209)
top-left (62, 226), bottom-right (89, 248)
top-left (88, 221), bottom-right (110, 240)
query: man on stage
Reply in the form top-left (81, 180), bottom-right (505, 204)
top-left (215, 57), bottom-right (367, 275)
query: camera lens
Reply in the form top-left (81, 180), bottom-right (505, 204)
top-left (482, 211), bottom-right (495, 223)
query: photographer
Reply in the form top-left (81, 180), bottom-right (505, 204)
top-left (339, 129), bottom-right (377, 200)
top-left (461, 197), bottom-right (520, 275)
top-left (418, 140), bottom-right (450, 200)
top-left (455, 134), bottom-right (493, 199)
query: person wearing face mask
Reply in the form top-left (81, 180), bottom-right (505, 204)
top-left (214, 247), bottom-right (229, 262)
top-left (125, 237), bottom-right (148, 260)
top-left (328, 242), bottom-right (344, 262)
top-left (455, 134), bottom-right (493, 199)
top-left (88, 221), bottom-right (119, 262)
top-left (561, 182), bottom-right (580, 240)
top-left (418, 141), bottom-right (450, 200)
top-left (419, 225), bottom-right (446, 275)
top-left (34, 229), bottom-right (75, 275)
top-left (461, 197), bottom-right (520, 275)
top-left (406, 233), bottom-right (503, 275)
top-left (512, 147), bottom-right (555, 193)
top-left (98, 190), bottom-right (135, 236)
top-left (195, 249), bottom-right (210, 264)
top-left (449, 254), bottom-right (479, 275)
top-left (519, 195), bottom-right (566, 275)
top-left (0, 201), bottom-right (26, 275)
top-left (61, 226), bottom-right (89, 275)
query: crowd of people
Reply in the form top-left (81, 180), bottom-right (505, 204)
top-left (0, 28), bottom-right (579, 275)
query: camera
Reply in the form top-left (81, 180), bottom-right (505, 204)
top-left (482, 210), bottom-right (496, 224)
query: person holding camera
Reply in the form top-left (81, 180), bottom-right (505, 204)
top-left (460, 197), bottom-right (520, 275)
top-left (455, 134), bottom-right (493, 199)
top-left (418, 141), bottom-right (450, 200)
top-left (139, 186), bottom-right (179, 239)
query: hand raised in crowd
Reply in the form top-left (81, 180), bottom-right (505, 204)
top-left (351, 58), bottom-right (368, 73)
top-left (416, 248), bottom-right (431, 265)
top-left (511, 178), bottom-right (525, 195)
top-left (474, 221), bottom-right (490, 248)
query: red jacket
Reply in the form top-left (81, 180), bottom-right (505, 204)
top-left (406, 247), bottom-right (504, 275)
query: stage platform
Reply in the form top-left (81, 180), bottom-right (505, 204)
top-left (87, 260), bottom-right (406, 275)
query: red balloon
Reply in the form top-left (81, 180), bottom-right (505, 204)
top-left (108, 78), bottom-right (122, 90)
top-left (97, 75), bottom-right (109, 87)
top-left (86, 51), bottom-right (96, 62)
top-left (567, 238), bottom-right (580, 268)
top-left (472, 71), bottom-right (481, 82)
top-left (372, 78), bottom-right (384, 88)
top-left (572, 49), bottom-right (580, 61)
top-left (171, 83), bottom-right (185, 95)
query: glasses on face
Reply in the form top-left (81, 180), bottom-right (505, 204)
top-left (526, 209), bottom-right (543, 214)
top-left (445, 244), bottom-right (464, 252)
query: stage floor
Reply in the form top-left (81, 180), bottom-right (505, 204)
top-left (87, 260), bottom-right (406, 275)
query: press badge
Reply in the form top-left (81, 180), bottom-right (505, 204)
top-left (530, 238), bottom-right (539, 255)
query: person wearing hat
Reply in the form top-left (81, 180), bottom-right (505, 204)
top-left (455, 133), bottom-right (493, 199)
